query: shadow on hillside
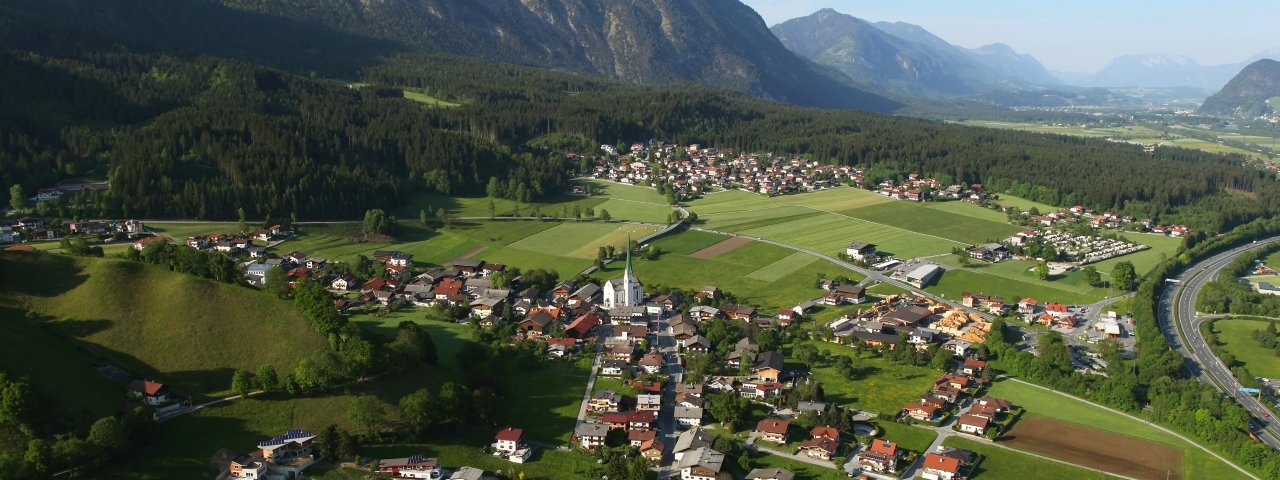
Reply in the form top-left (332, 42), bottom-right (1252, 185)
top-left (0, 252), bottom-right (89, 298)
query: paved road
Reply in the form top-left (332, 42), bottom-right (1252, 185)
top-left (572, 330), bottom-right (608, 437)
top-left (1161, 236), bottom-right (1280, 449)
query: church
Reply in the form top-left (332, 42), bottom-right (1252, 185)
top-left (603, 241), bottom-right (644, 308)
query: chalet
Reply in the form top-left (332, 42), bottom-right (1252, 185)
top-left (376, 455), bottom-right (439, 479)
top-left (719, 304), bottom-right (756, 321)
top-left (845, 242), bottom-right (877, 261)
top-left (961, 359), bottom-right (987, 376)
top-left (588, 390), bottom-right (622, 412)
top-left (608, 344), bottom-right (637, 362)
top-left (639, 439), bottom-right (664, 463)
top-left (574, 422), bottom-right (609, 449)
top-left (470, 297), bottom-right (506, 318)
top-left (799, 436), bottom-right (838, 460)
top-left (628, 429), bottom-right (657, 447)
top-left (546, 338), bottom-right (576, 358)
top-left (967, 243), bottom-right (1010, 262)
top-left (678, 447), bottom-right (725, 480)
top-left (518, 311), bottom-right (557, 334)
top-left (637, 394), bottom-right (662, 412)
top-left (961, 292), bottom-right (1005, 314)
top-left (674, 406), bottom-right (704, 427)
top-left (638, 353), bottom-right (665, 374)
top-left (921, 452), bottom-right (963, 480)
top-left (746, 467), bottom-right (795, 480)
top-left (673, 429), bottom-right (715, 461)
top-left (127, 380), bottom-right (172, 406)
top-left (931, 384), bottom-right (961, 403)
top-left (676, 394), bottom-right (705, 409)
top-left (832, 284), bottom-right (867, 304)
top-left (493, 427), bottom-right (532, 462)
top-left (903, 402), bottom-right (940, 421)
top-left (683, 334), bottom-right (711, 353)
top-left (569, 283), bottom-right (601, 305)
top-left (627, 410), bottom-right (657, 431)
top-left (671, 323), bottom-right (699, 345)
top-left (552, 282), bottom-right (575, 300)
top-left (611, 324), bottom-right (649, 344)
top-left (943, 339), bottom-right (973, 357)
top-left (600, 359), bottom-right (628, 376)
top-left (565, 313), bottom-right (601, 339)
top-left (676, 383), bottom-right (704, 398)
top-left (937, 373), bottom-right (973, 391)
top-left (480, 263), bottom-right (505, 277)
top-left (432, 278), bottom-right (464, 300)
top-left (243, 264), bottom-right (274, 286)
top-left (450, 259), bottom-right (485, 275)
top-left (755, 419), bottom-right (790, 444)
top-left (1018, 298), bottom-right (1040, 314)
top-left (688, 305), bottom-right (721, 322)
top-left (858, 439), bottom-right (900, 473)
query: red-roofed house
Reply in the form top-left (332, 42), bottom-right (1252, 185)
top-left (961, 358), bottom-right (986, 376)
top-left (755, 419), bottom-right (790, 444)
top-left (957, 414), bottom-right (989, 435)
top-left (801, 436), bottom-right (839, 460)
top-left (127, 380), bottom-right (172, 406)
top-left (903, 403), bottom-right (940, 421)
top-left (566, 313), bottom-right (600, 339)
top-left (922, 453), bottom-right (962, 480)
top-left (494, 428), bottom-right (524, 453)
top-left (858, 439), bottom-right (899, 473)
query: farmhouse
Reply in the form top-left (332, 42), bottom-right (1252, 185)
top-left (518, 311), bottom-right (557, 334)
top-left (845, 242), bottom-right (877, 261)
top-left (574, 422), bottom-right (609, 449)
top-left (127, 380), bottom-right (172, 406)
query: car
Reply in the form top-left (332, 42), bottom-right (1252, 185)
top-left (1265, 412), bottom-right (1271, 418)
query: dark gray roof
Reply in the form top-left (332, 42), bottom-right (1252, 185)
top-left (753, 351), bottom-right (784, 371)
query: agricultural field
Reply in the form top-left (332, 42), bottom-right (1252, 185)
top-left (840, 201), bottom-right (1021, 245)
top-left (1003, 415), bottom-right (1181, 480)
top-left (987, 379), bottom-right (1236, 480)
top-left (790, 340), bottom-right (937, 415)
top-left (0, 252), bottom-right (328, 399)
top-left (736, 213), bottom-right (962, 259)
top-left (508, 222), bottom-right (660, 259)
top-left (145, 222), bottom-right (245, 239)
top-left (1208, 318), bottom-right (1280, 379)
top-left (687, 187), bottom-right (892, 215)
top-left (396, 179), bottom-right (674, 223)
top-left (958, 120), bottom-right (1269, 161)
top-left (941, 436), bottom-right (1117, 480)
top-left (592, 231), bottom-right (862, 310)
top-left (988, 194), bottom-right (1060, 214)
top-left (925, 268), bottom-right (1104, 304)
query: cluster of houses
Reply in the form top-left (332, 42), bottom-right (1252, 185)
top-left (1015, 298), bottom-right (1082, 329)
top-left (901, 360), bottom-right (1016, 438)
top-left (588, 141), bottom-right (864, 198)
top-left (1012, 204), bottom-right (1189, 237)
top-left (874, 174), bottom-right (987, 204)
top-left (0, 217), bottom-right (146, 243)
top-left (1006, 229), bottom-right (1147, 264)
top-left (828, 294), bottom-right (993, 356)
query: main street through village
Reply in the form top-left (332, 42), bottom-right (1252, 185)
top-left (1162, 236), bottom-right (1280, 448)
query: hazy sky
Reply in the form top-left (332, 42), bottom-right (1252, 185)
top-left (741, 0), bottom-right (1280, 73)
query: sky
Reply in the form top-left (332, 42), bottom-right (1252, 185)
top-left (741, 0), bottom-right (1280, 73)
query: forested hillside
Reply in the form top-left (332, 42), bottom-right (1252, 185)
top-left (1, 0), bottom-right (1279, 230)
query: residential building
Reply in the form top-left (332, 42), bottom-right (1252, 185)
top-left (755, 419), bottom-right (790, 444)
top-left (672, 428), bottom-right (714, 461)
top-left (678, 447), bottom-right (724, 480)
top-left (957, 414), bottom-right (989, 435)
top-left (858, 439), bottom-right (899, 473)
top-left (746, 467), bottom-right (796, 480)
top-left (574, 422), bottom-right (609, 449)
top-left (376, 455), bottom-right (441, 480)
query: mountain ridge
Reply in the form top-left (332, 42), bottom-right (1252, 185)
top-left (1199, 59), bottom-right (1280, 116)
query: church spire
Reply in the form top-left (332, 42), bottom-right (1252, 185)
top-left (624, 235), bottom-right (633, 274)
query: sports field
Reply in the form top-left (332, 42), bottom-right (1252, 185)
top-left (508, 222), bottom-right (660, 259)
top-left (987, 379), bottom-right (1236, 480)
top-left (1209, 318), bottom-right (1280, 379)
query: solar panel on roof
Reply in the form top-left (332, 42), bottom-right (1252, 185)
top-left (408, 454), bottom-right (425, 464)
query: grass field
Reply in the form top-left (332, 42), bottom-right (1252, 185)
top-left (688, 187), bottom-right (892, 214)
top-left (396, 179), bottom-right (673, 223)
top-left (792, 340), bottom-right (937, 415)
top-left (840, 201), bottom-right (1021, 245)
top-left (736, 213), bottom-right (963, 259)
top-left (145, 222), bottom-right (245, 239)
top-left (748, 450), bottom-right (846, 480)
top-left (0, 252), bottom-right (328, 399)
top-left (959, 120), bottom-right (1270, 161)
top-left (925, 268), bottom-right (1103, 304)
top-left (1089, 232), bottom-right (1183, 277)
top-left (311, 441), bottom-right (605, 480)
top-left (1209, 318), bottom-right (1280, 379)
top-left (873, 420), bottom-right (936, 453)
top-left (745, 252), bottom-right (819, 281)
top-left (987, 379), bottom-right (1234, 480)
top-left (942, 436), bottom-right (1117, 480)
top-left (402, 89), bottom-right (461, 108)
top-left (509, 222), bottom-right (660, 259)
top-left (988, 194), bottom-right (1060, 213)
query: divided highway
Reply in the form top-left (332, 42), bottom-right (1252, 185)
top-left (1161, 237), bottom-right (1280, 449)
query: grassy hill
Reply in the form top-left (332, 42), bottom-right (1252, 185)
top-left (0, 252), bottom-right (328, 400)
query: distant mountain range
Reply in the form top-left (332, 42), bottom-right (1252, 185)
top-left (770, 9), bottom-right (1057, 97)
top-left (1060, 50), bottom-right (1280, 91)
top-left (1199, 59), bottom-right (1280, 116)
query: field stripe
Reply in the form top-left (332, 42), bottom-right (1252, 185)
top-left (689, 236), bottom-right (753, 259)
top-left (745, 252), bottom-right (819, 281)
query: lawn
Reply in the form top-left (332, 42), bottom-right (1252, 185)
top-left (402, 89), bottom-right (461, 108)
top-left (986, 379), bottom-right (1235, 480)
top-left (747, 450), bottom-right (846, 480)
top-left (839, 201), bottom-right (1021, 246)
top-left (872, 420), bottom-right (936, 453)
top-left (0, 252), bottom-right (328, 399)
top-left (925, 268), bottom-right (1103, 304)
top-left (1089, 232), bottom-right (1183, 278)
top-left (396, 179), bottom-right (672, 223)
top-left (1210, 318), bottom-right (1280, 379)
top-left (508, 222), bottom-right (660, 259)
top-left (144, 222), bottom-right (245, 239)
top-left (941, 436), bottom-right (1117, 480)
top-left (792, 340), bottom-right (937, 415)
top-left (310, 440), bottom-right (606, 480)
top-left (746, 252), bottom-right (820, 282)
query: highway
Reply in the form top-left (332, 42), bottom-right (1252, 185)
top-left (1161, 236), bottom-right (1280, 449)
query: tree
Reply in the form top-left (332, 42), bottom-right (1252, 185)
top-left (1083, 265), bottom-right (1103, 287)
top-left (929, 347), bottom-right (953, 372)
top-left (88, 416), bottom-right (124, 451)
top-left (257, 365), bottom-right (279, 391)
top-left (599, 209), bottom-right (611, 221)
top-left (398, 388), bottom-right (437, 434)
top-left (237, 207), bottom-right (248, 233)
top-left (1034, 261), bottom-right (1050, 280)
top-left (488, 199), bottom-right (497, 218)
top-left (347, 395), bottom-right (387, 438)
top-left (0, 373), bottom-right (33, 426)
top-left (1111, 261), bottom-right (1137, 291)
top-left (317, 424), bottom-right (342, 461)
top-left (419, 209), bottom-right (429, 227)
top-left (793, 343), bottom-right (819, 365)
top-left (362, 209), bottom-right (395, 236)
top-left (231, 370), bottom-right (254, 397)
top-left (706, 392), bottom-right (747, 431)
top-left (9, 185), bottom-right (25, 212)
top-left (24, 439), bottom-right (51, 475)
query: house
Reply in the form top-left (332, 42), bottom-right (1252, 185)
top-left (256, 429), bottom-right (319, 472)
top-left (720, 304), bottom-right (756, 320)
top-left (565, 313), bottom-right (601, 339)
top-left (132, 235), bottom-right (171, 251)
top-left (932, 384), bottom-right (961, 404)
top-left (683, 334), bottom-right (711, 353)
top-left (470, 297), bottom-right (506, 318)
top-left (673, 428), bottom-right (715, 461)
top-left (329, 274), bottom-right (356, 291)
top-left (674, 406), bottom-right (704, 427)
top-left (574, 422), bottom-right (609, 449)
top-left (858, 439), bottom-right (899, 473)
top-left (494, 427), bottom-right (525, 454)
top-left (845, 242), bottom-right (877, 261)
top-left (921, 452), bottom-right (963, 480)
top-left (799, 436), bottom-right (839, 460)
top-left (967, 243), bottom-right (1011, 262)
top-left (676, 383), bottom-right (704, 398)
top-left (608, 344), bottom-right (637, 362)
top-left (451, 259), bottom-right (485, 275)
top-left (637, 394), bottom-right (662, 412)
top-left (629, 429), bottom-right (657, 447)
top-left (903, 402), bottom-right (940, 421)
top-left (904, 264), bottom-right (943, 288)
top-left (671, 323), bottom-right (699, 345)
top-left (755, 419), bottom-right (790, 444)
top-left (569, 283), bottom-right (602, 305)
top-left (796, 401), bottom-right (827, 415)
top-left (600, 359), bottom-right (628, 377)
top-left (127, 380), bottom-right (172, 406)
top-left (448, 467), bottom-right (486, 480)
top-left (375, 455), bottom-right (440, 479)
top-left (957, 414), bottom-right (989, 435)
top-left (1017, 298), bottom-right (1039, 315)
top-left (830, 284), bottom-right (867, 304)
top-left (961, 358), bottom-right (986, 376)
top-left (639, 439), bottom-right (665, 463)
top-left (688, 305), bottom-right (720, 322)
top-left (518, 311), bottom-right (557, 334)
top-left (243, 264), bottom-right (274, 286)
top-left (228, 452), bottom-right (269, 479)
top-left (552, 282), bottom-right (575, 300)
top-left (739, 381), bottom-right (784, 399)
top-left (678, 447), bottom-right (725, 480)
top-left (638, 353), bottom-right (665, 374)
top-left (611, 324), bottom-right (649, 344)
top-left (753, 351), bottom-right (785, 383)
top-left (588, 390), bottom-right (622, 412)
top-left (628, 410), bottom-right (657, 431)
top-left (745, 467), bottom-right (796, 480)
top-left (966, 403), bottom-right (1000, 421)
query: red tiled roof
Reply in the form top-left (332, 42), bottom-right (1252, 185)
top-left (756, 419), bottom-right (789, 435)
top-left (495, 427), bottom-right (524, 442)
top-left (868, 439), bottom-right (897, 457)
top-left (810, 426), bottom-right (839, 439)
top-left (924, 453), bottom-right (961, 473)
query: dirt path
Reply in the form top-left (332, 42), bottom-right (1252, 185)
top-left (454, 246), bottom-right (486, 260)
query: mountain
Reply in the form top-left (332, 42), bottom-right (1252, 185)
top-left (1199, 59), bottom-right (1280, 116)
top-left (1079, 54), bottom-right (1243, 90)
top-left (191, 0), bottom-right (897, 112)
top-left (770, 10), bottom-right (1054, 97)
top-left (966, 43), bottom-right (1059, 85)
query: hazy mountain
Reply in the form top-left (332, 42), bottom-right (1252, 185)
top-left (966, 43), bottom-right (1059, 85)
top-left (1199, 59), bottom-right (1280, 116)
top-left (200, 0), bottom-right (897, 111)
top-left (1080, 54), bottom-right (1246, 90)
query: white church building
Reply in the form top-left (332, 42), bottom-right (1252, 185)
top-left (603, 241), bottom-right (644, 308)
